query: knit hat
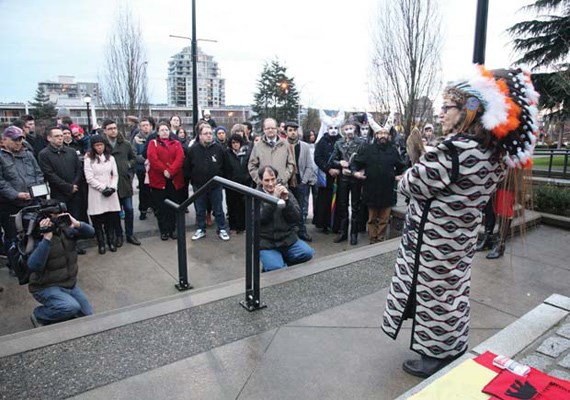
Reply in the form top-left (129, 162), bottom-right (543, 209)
top-left (90, 135), bottom-right (106, 146)
top-left (445, 66), bottom-right (539, 169)
top-left (70, 124), bottom-right (84, 135)
top-left (215, 126), bottom-right (227, 134)
top-left (3, 126), bottom-right (24, 140)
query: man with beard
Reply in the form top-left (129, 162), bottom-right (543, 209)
top-left (329, 121), bottom-right (365, 245)
top-left (353, 127), bottom-right (405, 243)
top-left (284, 121), bottom-right (316, 242)
top-left (313, 123), bottom-right (341, 234)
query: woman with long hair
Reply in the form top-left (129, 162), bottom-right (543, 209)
top-left (84, 135), bottom-right (121, 254)
top-left (382, 67), bottom-right (539, 378)
top-left (147, 122), bottom-right (185, 240)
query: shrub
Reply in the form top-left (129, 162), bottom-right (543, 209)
top-left (534, 185), bottom-right (570, 217)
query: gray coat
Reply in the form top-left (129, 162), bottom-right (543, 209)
top-left (0, 148), bottom-right (44, 207)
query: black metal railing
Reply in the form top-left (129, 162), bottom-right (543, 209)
top-left (165, 176), bottom-right (285, 311)
top-left (533, 149), bottom-right (570, 179)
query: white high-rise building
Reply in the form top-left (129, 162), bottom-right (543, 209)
top-left (167, 46), bottom-right (225, 108)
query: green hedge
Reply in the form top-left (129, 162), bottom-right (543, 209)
top-left (534, 185), bottom-right (570, 217)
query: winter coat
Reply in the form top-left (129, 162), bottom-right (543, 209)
top-left (224, 146), bottom-right (252, 186)
top-left (290, 140), bottom-right (317, 185)
top-left (259, 189), bottom-right (301, 250)
top-left (84, 154), bottom-right (121, 216)
top-left (0, 148), bottom-right (44, 207)
top-left (314, 133), bottom-right (341, 189)
top-left (381, 135), bottom-right (505, 359)
top-left (107, 135), bottom-right (136, 198)
top-left (184, 141), bottom-right (226, 188)
top-left (248, 136), bottom-right (294, 186)
top-left (147, 137), bottom-right (185, 190)
top-left (352, 141), bottom-right (406, 208)
top-left (38, 145), bottom-right (82, 201)
top-left (330, 137), bottom-right (365, 169)
top-left (132, 132), bottom-right (151, 173)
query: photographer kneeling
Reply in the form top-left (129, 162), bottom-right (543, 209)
top-left (27, 211), bottom-right (95, 326)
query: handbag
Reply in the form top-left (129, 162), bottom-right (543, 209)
top-left (316, 151), bottom-right (335, 188)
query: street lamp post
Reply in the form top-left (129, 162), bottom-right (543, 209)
top-left (84, 94), bottom-right (92, 133)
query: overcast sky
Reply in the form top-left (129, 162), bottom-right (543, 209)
top-left (0, 0), bottom-right (532, 110)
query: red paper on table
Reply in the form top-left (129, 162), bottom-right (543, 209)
top-left (482, 365), bottom-right (570, 399)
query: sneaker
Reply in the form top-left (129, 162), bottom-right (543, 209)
top-left (30, 313), bottom-right (45, 327)
top-left (191, 229), bottom-right (206, 241)
top-left (218, 229), bottom-right (230, 241)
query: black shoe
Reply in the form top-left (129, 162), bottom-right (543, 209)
top-left (350, 233), bottom-right (358, 245)
top-left (475, 233), bottom-right (494, 252)
top-left (108, 242), bottom-right (117, 252)
top-left (402, 355), bottom-right (453, 378)
top-left (126, 235), bottom-right (141, 245)
top-left (98, 245), bottom-right (106, 255)
top-left (169, 231), bottom-right (177, 240)
top-left (298, 233), bottom-right (312, 242)
top-left (333, 233), bottom-right (347, 243)
top-left (161, 233), bottom-right (169, 241)
top-left (76, 247), bottom-right (87, 255)
top-left (321, 227), bottom-right (330, 234)
top-left (139, 212), bottom-right (147, 221)
top-left (486, 242), bottom-right (505, 259)
top-left (115, 235), bottom-right (124, 248)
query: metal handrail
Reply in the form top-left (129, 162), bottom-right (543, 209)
top-left (165, 176), bottom-right (285, 311)
top-left (533, 149), bottom-right (570, 179)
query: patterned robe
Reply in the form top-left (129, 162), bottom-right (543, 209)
top-left (382, 135), bottom-right (505, 359)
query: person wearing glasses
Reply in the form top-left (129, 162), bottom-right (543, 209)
top-left (247, 118), bottom-right (294, 188)
top-left (0, 126), bottom-right (44, 274)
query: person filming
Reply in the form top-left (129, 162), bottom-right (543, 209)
top-left (26, 209), bottom-right (95, 326)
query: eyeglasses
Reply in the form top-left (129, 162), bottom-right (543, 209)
top-left (441, 105), bottom-right (459, 113)
top-left (264, 127), bottom-right (277, 130)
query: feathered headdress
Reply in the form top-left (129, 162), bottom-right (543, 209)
top-left (446, 66), bottom-right (539, 169)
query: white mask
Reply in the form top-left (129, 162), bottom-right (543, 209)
top-left (361, 125), bottom-right (370, 138)
top-left (328, 126), bottom-right (339, 136)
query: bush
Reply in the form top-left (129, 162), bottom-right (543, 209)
top-left (534, 185), bottom-right (570, 217)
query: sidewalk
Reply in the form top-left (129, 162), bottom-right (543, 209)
top-left (1, 224), bottom-right (569, 399)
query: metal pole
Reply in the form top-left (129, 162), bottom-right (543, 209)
top-left (472, 0), bottom-right (489, 64)
top-left (192, 0), bottom-right (199, 128)
top-left (175, 209), bottom-right (192, 291)
top-left (86, 102), bottom-right (92, 134)
top-left (240, 196), bottom-right (266, 311)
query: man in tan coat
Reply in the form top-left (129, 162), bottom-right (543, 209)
top-left (248, 118), bottom-right (294, 187)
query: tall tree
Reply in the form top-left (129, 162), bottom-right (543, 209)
top-left (252, 59), bottom-right (300, 125)
top-left (370, 0), bottom-right (442, 137)
top-left (29, 86), bottom-right (57, 123)
top-left (508, 0), bottom-right (570, 147)
top-left (301, 107), bottom-right (321, 134)
top-left (100, 6), bottom-right (149, 122)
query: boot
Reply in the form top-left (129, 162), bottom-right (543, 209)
top-left (350, 219), bottom-right (358, 245)
top-left (486, 219), bottom-right (511, 259)
top-left (403, 352), bottom-right (464, 378)
top-left (475, 231), bottom-right (494, 252)
top-left (106, 228), bottom-right (117, 252)
top-left (333, 219), bottom-right (348, 243)
top-left (95, 228), bottom-right (106, 255)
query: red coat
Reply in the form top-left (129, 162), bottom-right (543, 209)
top-left (147, 138), bottom-right (185, 190)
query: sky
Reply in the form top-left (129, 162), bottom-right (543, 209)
top-left (0, 0), bottom-right (533, 111)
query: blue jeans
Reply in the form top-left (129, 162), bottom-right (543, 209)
top-left (260, 239), bottom-right (315, 272)
top-left (193, 184), bottom-right (227, 231)
top-left (32, 285), bottom-right (93, 324)
top-left (117, 196), bottom-right (134, 237)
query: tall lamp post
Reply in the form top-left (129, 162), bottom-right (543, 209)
top-left (84, 94), bottom-right (92, 133)
top-left (472, 0), bottom-right (489, 64)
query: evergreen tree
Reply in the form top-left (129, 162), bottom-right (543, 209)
top-left (508, 0), bottom-right (570, 69)
top-left (252, 59), bottom-right (300, 125)
top-left (29, 86), bottom-right (57, 122)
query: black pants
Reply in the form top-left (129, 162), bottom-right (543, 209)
top-left (226, 188), bottom-right (245, 231)
top-left (151, 179), bottom-right (179, 235)
top-left (90, 212), bottom-right (120, 239)
top-left (136, 170), bottom-right (153, 213)
top-left (336, 176), bottom-right (362, 233)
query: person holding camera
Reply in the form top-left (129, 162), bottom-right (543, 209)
top-left (0, 126), bottom-right (44, 272)
top-left (27, 210), bottom-right (95, 326)
top-left (84, 135), bottom-right (121, 254)
top-left (257, 165), bottom-right (315, 272)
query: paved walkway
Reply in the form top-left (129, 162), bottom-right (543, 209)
top-left (1, 224), bottom-right (569, 399)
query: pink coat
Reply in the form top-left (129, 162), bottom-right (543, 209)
top-left (84, 154), bottom-right (121, 216)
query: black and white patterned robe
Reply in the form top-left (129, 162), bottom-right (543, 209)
top-left (382, 135), bottom-right (505, 359)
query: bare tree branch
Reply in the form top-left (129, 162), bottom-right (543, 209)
top-left (370, 0), bottom-right (442, 136)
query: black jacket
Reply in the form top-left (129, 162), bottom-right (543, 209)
top-left (259, 190), bottom-right (301, 250)
top-left (38, 145), bottom-right (82, 201)
top-left (353, 141), bottom-right (406, 208)
top-left (314, 134), bottom-right (341, 189)
top-left (224, 146), bottom-right (252, 186)
top-left (184, 141), bottom-right (225, 188)
top-left (107, 135), bottom-right (136, 198)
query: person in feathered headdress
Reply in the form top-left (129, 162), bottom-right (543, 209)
top-left (382, 66), bottom-right (539, 378)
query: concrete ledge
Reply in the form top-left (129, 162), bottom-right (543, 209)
top-left (540, 212), bottom-right (570, 230)
top-left (0, 238), bottom-right (400, 358)
top-left (396, 294), bottom-right (570, 399)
